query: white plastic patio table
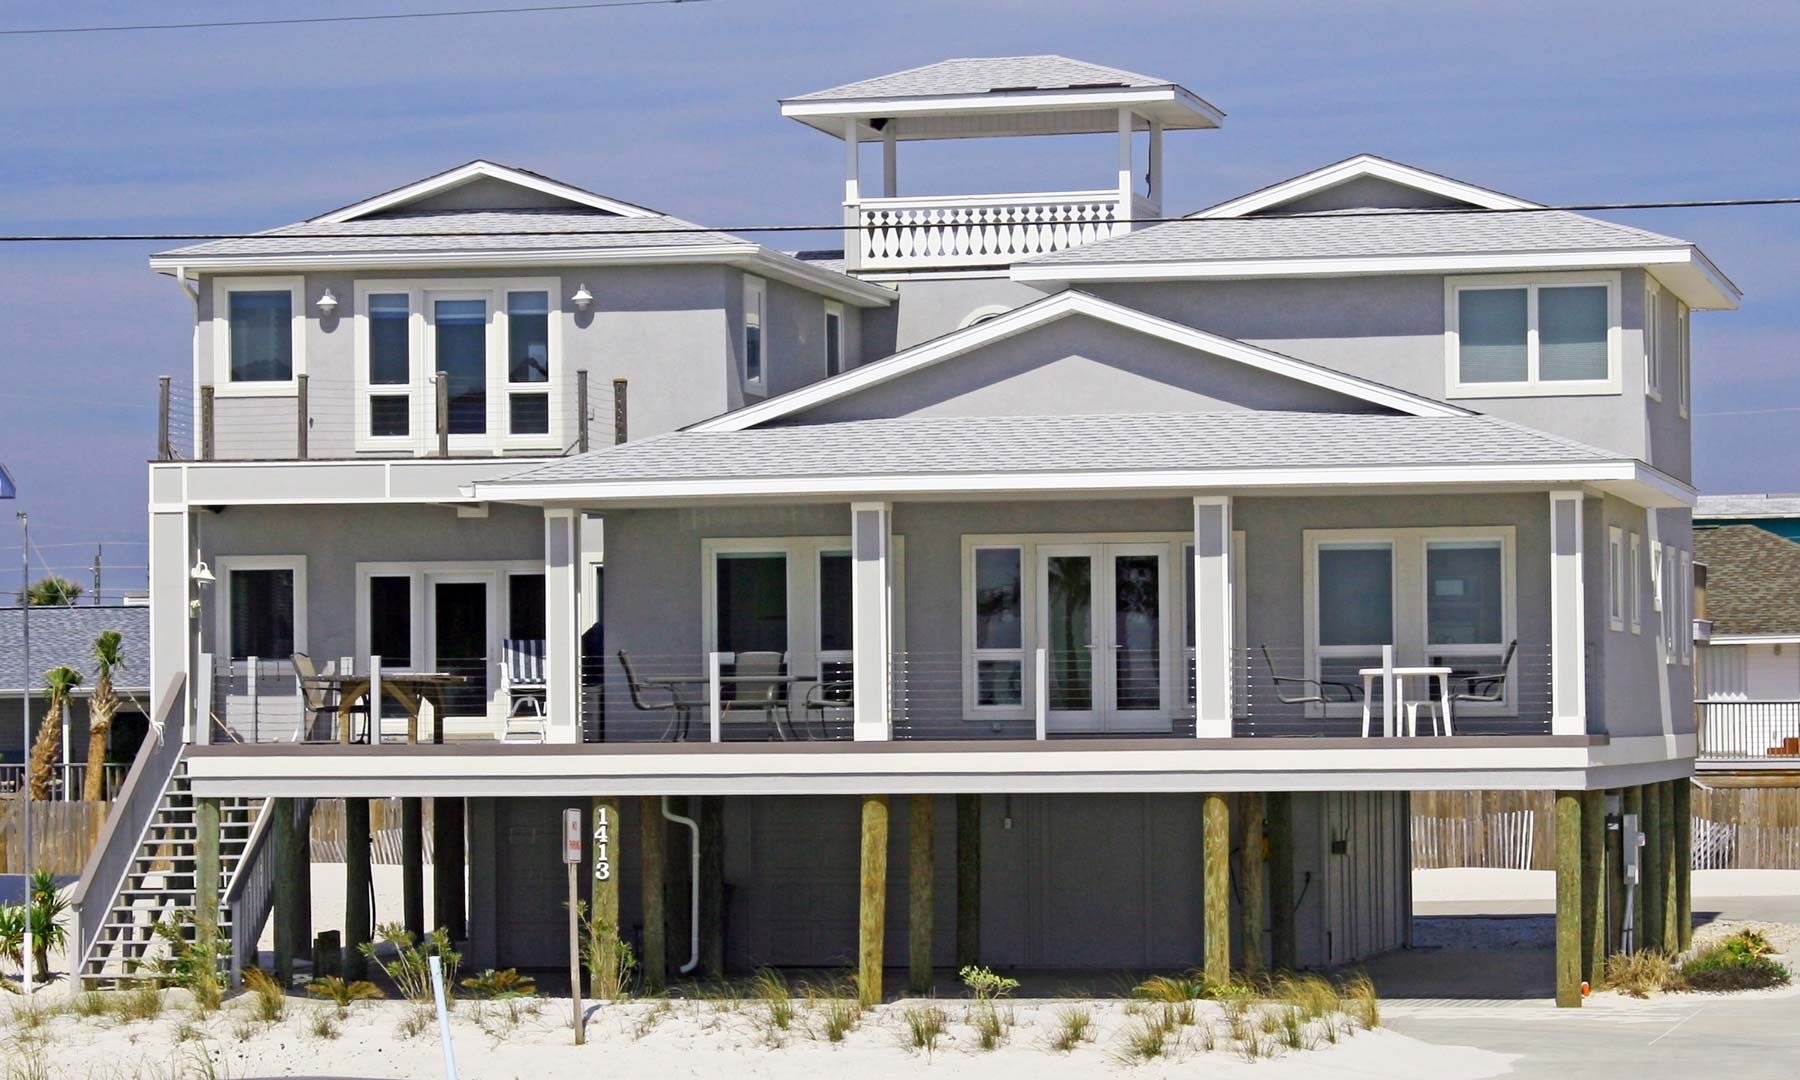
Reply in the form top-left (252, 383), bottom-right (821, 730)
top-left (1357, 666), bottom-right (1454, 737)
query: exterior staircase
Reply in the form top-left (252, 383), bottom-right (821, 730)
top-left (77, 762), bottom-right (263, 987)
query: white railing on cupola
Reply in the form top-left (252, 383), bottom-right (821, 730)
top-left (856, 190), bottom-right (1137, 270)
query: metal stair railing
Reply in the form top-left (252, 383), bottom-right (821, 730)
top-left (69, 674), bottom-right (188, 981)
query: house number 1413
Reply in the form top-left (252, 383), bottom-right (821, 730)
top-left (593, 805), bottom-right (613, 881)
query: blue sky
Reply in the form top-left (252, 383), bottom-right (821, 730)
top-left (2, 0), bottom-right (1798, 596)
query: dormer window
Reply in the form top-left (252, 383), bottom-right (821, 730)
top-left (1445, 272), bottom-right (1621, 398)
top-left (213, 276), bottom-right (304, 394)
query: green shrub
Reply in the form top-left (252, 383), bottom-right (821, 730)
top-left (459, 968), bottom-right (535, 1000)
top-left (958, 965), bottom-right (1019, 1001)
top-left (1047, 1004), bottom-right (1093, 1052)
top-left (358, 923), bottom-right (460, 1003)
top-left (242, 967), bottom-right (286, 1022)
top-left (1679, 935), bottom-right (1790, 992)
top-left (307, 975), bottom-right (384, 1010)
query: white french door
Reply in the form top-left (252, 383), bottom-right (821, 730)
top-left (1038, 543), bottom-right (1172, 732)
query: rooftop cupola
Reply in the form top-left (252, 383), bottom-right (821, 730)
top-left (781, 56), bottom-right (1222, 273)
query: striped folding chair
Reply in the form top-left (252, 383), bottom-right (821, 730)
top-left (501, 638), bottom-right (548, 743)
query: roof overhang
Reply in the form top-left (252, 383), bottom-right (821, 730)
top-left (473, 459), bottom-right (1693, 510)
top-left (148, 246), bottom-right (895, 308)
top-left (311, 160), bottom-right (661, 222)
top-left (1193, 155), bottom-right (1541, 218)
top-left (1012, 245), bottom-right (1742, 311)
top-left (689, 290), bottom-right (1465, 432)
top-left (780, 85), bottom-right (1223, 140)
top-left (1702, 633), bottom-right (1800, 646)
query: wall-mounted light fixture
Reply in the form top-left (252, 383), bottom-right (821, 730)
top-left (316, 288), bottom-right (338, 314)
top-left (571, 284), bottom-right (594, 311)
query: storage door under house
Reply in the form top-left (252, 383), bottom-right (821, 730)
top-left (492, 798), bottom-right (588, 967)
top-left (1317, 791), bottom-right (1410, 966)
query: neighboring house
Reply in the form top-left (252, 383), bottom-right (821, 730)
top-left (0, 605), bottom-right (152, 787)
top-left (1693, 497), bottom-right (1800, 769)
top-left (87, 57), bottom-right (1726, 999)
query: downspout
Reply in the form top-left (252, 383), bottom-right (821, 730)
top-left (661, 796), bottom-right (700, 975)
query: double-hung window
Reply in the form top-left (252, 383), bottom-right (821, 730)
top-left (970, 546), bottom-right (1025, 707)
top-left (1447, 273), bottom-right (1621, 397)
top-left (824, 301), bottom-right (845, 377)
top-left (213, 277), bottom-right (304, 394)
top-left (1644, 287), bottom-right (1662, 399)
top-left (366, 293), bottom-right (413, 440)
top-left (506, 291), bottom-right (551, 436)
top-left (743, 276), bottom-right (766, 391)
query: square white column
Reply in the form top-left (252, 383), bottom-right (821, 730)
top-left (148, 501), bottom-right (193, 741)
top-left (851, 502), bottom-right (892, 741)
top-left (1550, 491), bottom-right (1587, 735)
top-left (543, 508), bottom-right (582, 745)
top-left (1193, 496), bottom-right (1233, 738)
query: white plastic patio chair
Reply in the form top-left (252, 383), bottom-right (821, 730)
top-left (500, 638), bottom-right (548, 743)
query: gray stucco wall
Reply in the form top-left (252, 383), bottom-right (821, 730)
top-left (1247, 176), bottom-right (1474, 215)
top-left (788, 314), bottom-right (1380, 424)
top-left (1642, 278), bottom-right (1693, 481)
top-left (1085, 271), bottom-right (1659, 464)
top-left (1584, 497), bottom-right (1695, 739)
top-left (863, 275), bottom-right (1048, 355)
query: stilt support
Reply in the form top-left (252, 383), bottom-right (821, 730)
top-left (1238, 791), bottom-right (1265, 975)
top-left (591, 796), bottom-right (621, 997)
top-left (1605, 789), bottom-right (1625, 955)
top-left (639, 796), bottom-right (667, 993)
top-left (859, 794), bottom-right (890, 1007)
top-left (908, 794), bottom-right (934, 995)
top-left (195, 798), bottom-right (221, 940)
top-left (700, 795), bottom-right (725, 978)
top-left (1580, 790), bottom-right (1605, 985)
top-left (271, 798), bottom-right (300, 986)
top-left (1202, 792), bottom-right (1230, 986)
top-left (401, 797), bottom-right (424, 939)
top-left (1661, 779), bottom-right (1680, 950)
top-left (1555, 790), bottom-right (1583, 1007)
top-left (955, 794), bottom-right (980, 969)
top-left (432, 796), bottom-right (466, 940)
top-left (1674, 780), bottom-right (1692, 951)
top-left (1267, 792), bottom-right (1296, 972)
top-left (1622, 785), bottom-right (1643, 950)
top-left (1642, 783), bottom-right (1665, 952)
top-left (345, 799), bottom-right (372, 980)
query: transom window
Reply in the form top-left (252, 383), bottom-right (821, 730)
top-left (212, 277), bottom-right (304, 393)
top-left (1446, 273), bottom-right (1621, 397)
top-left (354, 277), bottom-right (561, 452)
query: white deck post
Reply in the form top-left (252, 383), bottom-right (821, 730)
top-left (544, 508), bottom-right (582, 744)
top-left (1033, 646), bottom-right (1048, 741)
top-left (1146, 119), bottom-right (1164, 216)
top-left (1193, 496), bottom-right (1233, 737)
top-left (195, 653), bottom-right (213, 746)
top-left (851, 502), bottom-right (893, 741)
top-left (148, 501), bottom-right (192, 744)
top-left (842, 117), bottom-right (863, 271)
top-left (1116, 106), bottom-right (1134, 233)
top-left (882, 126), bottom-right (897, 198)
top-left (1550, 491), bottom-right (1588, 735)
top-left (708, 651), bottom-right (724, 743)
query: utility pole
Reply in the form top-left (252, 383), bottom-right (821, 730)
top-left (15, 506), bottom-right (34, 997)
top-left (92, 544), bottom-right (102, 605)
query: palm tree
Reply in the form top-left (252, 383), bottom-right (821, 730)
top-left (84, 630), bottom-right (125, 801)
top-left (26, 665), bottom-right (83, 800)
top-left (22, 575), bottom-right (82, 606)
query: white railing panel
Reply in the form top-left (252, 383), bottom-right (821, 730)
top-left (857, 191), bottom-right (1132, 269)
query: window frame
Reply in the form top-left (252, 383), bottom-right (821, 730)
top-left (1680, 550), bottom-right (1693, 665)
top-left (1677, 302), bottom-right (1690, 419)
top-left (699, 535), bottom-right (905, 679)
top-left (823, 300), bottom-right (845, 377)
top-left (352, 276), bottom-right (563, 454)
top-left (1644, 285), bottom-right (1662, 401)
top-left (742, 275), bottom-right (767, 393)
top-left (1629, 532), bottom-right (1642, 635)
top-left (214, 555), bottom-right (309, 663)
top-left (1444, 271), bottom-right (1623, 398)
top-left (966, 544), bottom-right (1028, 711)
top-left (1607, 526), bottom-right (1626, 632)
top-left (211, 276), bottom-right (306, 397)
top-left (1303, 526), bottom-right (1518, 717)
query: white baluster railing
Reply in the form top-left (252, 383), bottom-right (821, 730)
top-left (856, 190), bottom-right (1133, 270)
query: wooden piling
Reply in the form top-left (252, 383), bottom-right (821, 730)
top-left (1238, 791), bottom-right (1265, 975)
top-left (1580, 789), bottom-right (1605, 984)
top-left (908, 794), bottom-right (934, 995)
top-left (1555, 791), bottom-right (1582, 1007)
top-left (858, 794), bottom-right (889, 1007)
top-left (401, 797), bottom-right (424, 939)
top-left (1642, 783), bottom-right (1665, 952)
top-left (639, 797), bottom-right (666, 993)
top-left (1202, 792), bottom-right (1230, 986)
top-left (433, 797), bottom-right (466, 940)
top-left (1267, 792), bottom-right (1296, 972)
top-left (345, 799), bottom-right (372, 980)
top-left (195, 798), bottom-right (221, 939)
top-left (1622, 785), bottom-right (1643, 949)
top-left (700, 795), bottom-right (724, 977)
top-left (1674, 780), bottom-right (1692, 951)
top-left (955, 794), bottom-right (980, 969)
top-left (1661, 779), bottom-right (1680, 950)
top-left (271, 798), bottom-right (299, 986)
top-left (1605, 789), bottom-right (1625, 954)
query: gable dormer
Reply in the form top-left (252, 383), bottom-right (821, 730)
top-left (310, 159), bottom-right (662, 222)
top-left (1191, 154), bottom-right (1539, 218)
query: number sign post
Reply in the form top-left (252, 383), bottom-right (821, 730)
top-left (563, 808), bottom-right (584, 1044)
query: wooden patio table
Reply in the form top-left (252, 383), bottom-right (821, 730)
top-left (323, 672), bottom-right (469, 745)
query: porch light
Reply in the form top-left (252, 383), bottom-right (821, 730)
top-left (189, 560), bottom-right (215, 584)
top-left (316, 288), bottom-right (338, 314)
top-left (571, 283), bottom-right (594, 311)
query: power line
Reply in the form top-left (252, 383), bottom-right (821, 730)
top-left (0, 0), bottom-right (713, 37)
top-left (1, 195), bottom-right (1797, 244)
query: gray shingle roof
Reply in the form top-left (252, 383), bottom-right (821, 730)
top-left (1696, 494), bottom-right (1800, 520)
top-left (1021, 209), bottom-right (1690, 267)
top-left (0, 606), bottom-right (151, 693)
top-left (494, 412), bottom-right (1619, 488)
top-left (1694, 525), bottom-right (1800, 636)
top-left (788, 56), bottom-right (1176, 101)
top-left (155, 208), bottom-right (749, 261)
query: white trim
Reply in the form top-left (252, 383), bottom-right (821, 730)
top-left (1677, 302), bottom-right (1690, 419)
top-left (214, 556), bottom-right (308, 663)
top-left (1193, 155), bottom-right (1541, 219)
top-left (1644, 285), bottom-right (1662, 401)
top-left (311, 160), bottom-right (659, 223)
top-left (1680, 551), bottom-right (1693, 666)
top-left (353, 282), bottom-right (426, 454)
top-left (1706, 633), bottom-right (1800, 645)
top-left (1010, 247), bottom-right (1742, 311)
top-left (478, 459), bottom-right (1697, 509)
top-left (742, 275), bottom-right (767, 392)
top-left (1629, 532), bottom-right (1642, 635)
top-left (1607, 526), bottom-right (1626, 632)
top-left (779, 85), bottom-right (1224, 132)
top-left (690, 290), bottom-right (1467, 432)
top-left (1444, 271), bottom-right (1623, 398)
top-left (698, 535), bottom-right (905, 678)
top-left (210, 276), bottom-right (306, 397)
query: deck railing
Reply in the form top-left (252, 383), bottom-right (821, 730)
top-left (855, 189), bottom-right (1133, 270)
top-left (1695, 701), bottom-right (1800, 761)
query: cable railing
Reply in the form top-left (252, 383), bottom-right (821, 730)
top-left (1695, 701), bottom-right (1800, 761)
top-left (0, 762), bottom-right (129, 800)
top-left (584, 651), bottom-right (854, 744)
